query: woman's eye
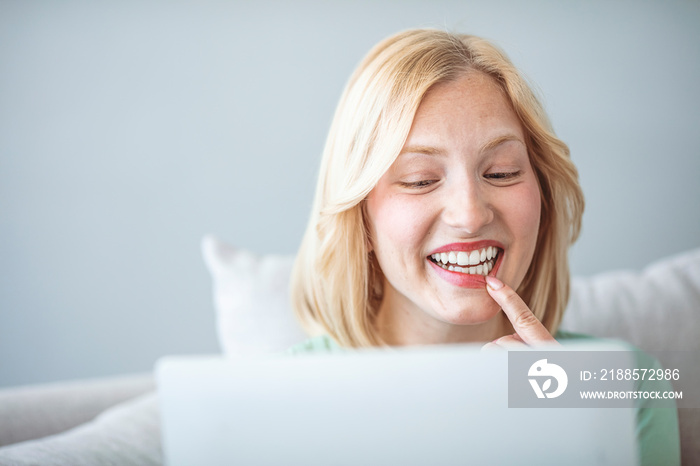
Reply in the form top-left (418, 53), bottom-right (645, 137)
top-left (399, 180), bottom-right (436, 189)
top-left (484, 170), bottom-right (521, 181)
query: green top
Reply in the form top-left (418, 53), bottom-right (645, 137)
top-left (286, 330), bottom-right (681, 466)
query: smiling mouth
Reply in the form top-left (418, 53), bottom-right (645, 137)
top-left (428, 246), bottom-right (501, 277)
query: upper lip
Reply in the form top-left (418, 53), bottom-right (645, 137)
top-left (428, 240), bottom-right (504, 256)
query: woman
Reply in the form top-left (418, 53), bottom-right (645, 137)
top-left (291, 28), bottom-right (580, 348)
top-left (289, 28), bottom-right (679, 464)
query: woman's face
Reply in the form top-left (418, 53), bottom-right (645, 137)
top-left (365, 72), bottom-right (541, 344)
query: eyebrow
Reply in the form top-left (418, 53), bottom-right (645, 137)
top-left (479, 134), bottom-right (525, 153)
top-left (399, 134), bottom-right (525, 158)
top-left (398, 145), bottom-right (447, 157)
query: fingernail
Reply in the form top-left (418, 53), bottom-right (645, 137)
top-left (486, 276), bottom-right (504, 290)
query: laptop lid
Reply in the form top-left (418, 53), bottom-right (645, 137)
top-left (157, 343), bottom-right (637, 466)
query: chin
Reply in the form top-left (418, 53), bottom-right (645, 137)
top-left (436, 299), bottom-right (502, 326)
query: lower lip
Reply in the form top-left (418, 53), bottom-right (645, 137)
top-left (427, 255), bottom-right (502, 288)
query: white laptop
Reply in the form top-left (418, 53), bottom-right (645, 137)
top-left (156, 343), bottom-right (637, 466)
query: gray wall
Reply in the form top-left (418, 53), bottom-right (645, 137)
top-left (1, 0), bottom-right (699, 387)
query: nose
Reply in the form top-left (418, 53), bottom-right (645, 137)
top-left (440, 180), bottom-right (494, 234)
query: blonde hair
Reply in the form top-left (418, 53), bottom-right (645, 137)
top-left (290, 28), bottom-right (584, 347)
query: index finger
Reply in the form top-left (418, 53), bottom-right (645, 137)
top-left (485, 276), bottom-right (558, 345)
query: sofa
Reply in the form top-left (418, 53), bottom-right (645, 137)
top-left (1, 237), bottom-right (698, 465)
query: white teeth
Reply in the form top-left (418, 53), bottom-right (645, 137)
top-left (457, 251), bottom-right (469, 266)
top-left (430, 247), bottom-right (499, 276)
top-left (431, 257), bottom-right (494, 276)
top-left (469, 250), bottom-right (481, 265)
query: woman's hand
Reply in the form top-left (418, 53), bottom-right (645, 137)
top-left (482, 276), bottom-right (559, 350)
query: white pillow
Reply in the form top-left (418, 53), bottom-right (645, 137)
top-left (560, 247), bottom-right (700, 352)
top-left (201, 235), bottom-right (307, 355)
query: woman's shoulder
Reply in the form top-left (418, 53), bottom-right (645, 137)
top-left (554, 329), bottom-right (607, 343)
top-left (555, 329), bottom-right (637, 350)
top-left (284, 334), bottom-right (343, 355)
top-left (554, 329), bottom-right (591, 342)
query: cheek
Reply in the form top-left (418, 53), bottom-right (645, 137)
top-left (507, 180), bottom-right (542, 248)
top-left (366, 191), bottom-right (433, 259)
